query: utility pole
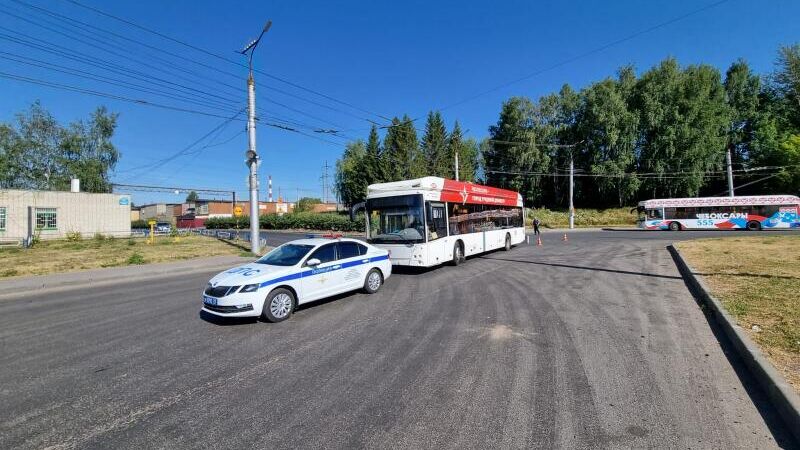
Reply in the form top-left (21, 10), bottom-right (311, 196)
top-left (726, 144), bottom-right (735, 197)
top-left (568, 154), bottom-right (575, 229)
top-left (454, 151), bottom-right (460, 181)
top-left (240, 20), bottom-right (271, 255)
top-left (268, 175), bottom-right (273, 202)
top-left (321, 160), bottom-right (331, 203)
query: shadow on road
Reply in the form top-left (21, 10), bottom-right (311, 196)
top-left (198, 310), bottom-right (259, 326)
top-left (478, 255), bottom-right (683, 280)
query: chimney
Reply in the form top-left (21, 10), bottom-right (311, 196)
top-left (70, 178), bottom-right (80, 193)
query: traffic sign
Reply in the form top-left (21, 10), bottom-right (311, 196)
top-left (233, 206), bottom-right (243, 217)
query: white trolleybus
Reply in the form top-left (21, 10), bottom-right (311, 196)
top-left (636, 195), bottom-right (800, 231)
top-left (360, 177), bottom-right (525, 267)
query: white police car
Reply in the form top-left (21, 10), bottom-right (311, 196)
top-left (201, 236), bottom-right (391, 322)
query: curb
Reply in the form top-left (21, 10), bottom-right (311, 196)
top-left (668, 244), bottom-right (800, 442)
top-left (0, 256), bottom-right (253, 301)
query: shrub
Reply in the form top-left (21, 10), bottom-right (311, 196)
top-left (526, 207), bottom-right (636, 228)
top-left (205, 212), bottom-right (364, 232)
top-left (65, 231), bottom-right (83, 241)
top-left (131, 219), bottom-right (148, 229)
top-left (93, 232), bottom-right (108, 241)
top-left (127, 252), bottom-right (145, 265)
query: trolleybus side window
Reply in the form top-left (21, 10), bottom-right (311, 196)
top-left (448, 204), bottom-right (523, 234)
top-left (646, 209), bottom-right (663, 219)
top-left (426, 202), bottom-right (447, 241)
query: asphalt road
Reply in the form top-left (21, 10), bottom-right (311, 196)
top-left (1, 229), bottom-right (798, 449)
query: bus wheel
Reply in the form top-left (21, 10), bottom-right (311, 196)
top-left (668, 221), bottom-right (681, 231)
top-left (503, 234), bottom-right (511, 251)
top-left (452, 242), bottom-right (464, 266)
top-left (746, 220), bottom-right (762, 231)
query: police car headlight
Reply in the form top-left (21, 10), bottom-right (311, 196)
top-left (240, 283), bottom-right (260, 293)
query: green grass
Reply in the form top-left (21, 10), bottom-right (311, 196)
top-left (527, 207), bottom-right (636, 228)
top-left (677, 236), bottom-right (800, 393)
top-left (0, 235), bottom-right (245, 278)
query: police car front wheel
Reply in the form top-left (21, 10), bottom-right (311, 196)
top-left (262, 288), bottom-right (296, 323)
top-left (364, 269), bottom-right (383, 294)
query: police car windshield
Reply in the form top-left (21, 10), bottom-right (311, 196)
top-left (255, 244), bottom-right (315, 266)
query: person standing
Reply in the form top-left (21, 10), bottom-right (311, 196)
top-left (533, 217), bottom-right (541, 235)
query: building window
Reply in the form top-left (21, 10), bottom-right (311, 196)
top-left (35, 208), bottom-right (57, 230)
top-left (0, 207), bottom-right (6, 231)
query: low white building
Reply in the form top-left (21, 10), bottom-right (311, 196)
top-left (0, 187), bottom-right (131, 243)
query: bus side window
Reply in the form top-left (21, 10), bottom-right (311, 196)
top-left (426, 203), bottom-right (447, 241)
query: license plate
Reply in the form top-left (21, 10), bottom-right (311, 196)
top-left (204, 296), bottom-right (218, 306)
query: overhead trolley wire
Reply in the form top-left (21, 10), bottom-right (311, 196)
top-left (0, 5), bottom-right (245, 99)
top-left (62, 0), bottom-right (392, 123)
top-left (0, 27), bottom-right (242, 109)
top-left (0, 50), bottom-right (244, 115)
top-left (0, 70), bottom-right (251, 120)
top-left (433, 0), bottom-right (732, 114)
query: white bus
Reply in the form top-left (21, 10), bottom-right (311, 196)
top-left (636, 195), bottom-right (800, 231)
top-left (360, 177), bottom-right (525, 267)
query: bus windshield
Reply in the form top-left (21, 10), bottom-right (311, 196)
top-left (366, 194), bottom-right (425, 244)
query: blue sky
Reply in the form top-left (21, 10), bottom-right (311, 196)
top-left (1, 0), bottom-right (798, 205)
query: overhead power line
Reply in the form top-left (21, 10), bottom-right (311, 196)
top-left (434, 0), bottom-right (732, 114)
top-left (483, 165), bottom-right (797, 179)
top-left (0, 27), bottom-right (241, 108)
top-left (115, 108), bottom-right (247, 180)
top-left (7, 0), bottom-right (368, 135)
top-left (0, 5), bottom-right (244, 99)
top-left (62, 0), bottom-right (392, 123)
top-left (0, 50), bottom-right (243, 115)
top-left (0, 70), bottom-right (249, 120)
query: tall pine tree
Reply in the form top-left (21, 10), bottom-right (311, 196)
top-left (421, 111), bottom-right (449, 177)
top-left (384, 115), bottom-right (422, 180)
top-left (447, 121), bottom-right (478, 181)
top-left (382, 117), bottom-right (402, 181)
top-left (364, 125), bottom-right (382, 184)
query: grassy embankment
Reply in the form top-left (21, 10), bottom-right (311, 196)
top-left (526, 207), bottom-right (636, 228)
top-left (0, 234), bottom-right (248, 278)
top-left (676, 235), bottom-right (800, 392)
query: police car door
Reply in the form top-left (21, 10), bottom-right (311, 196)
top-left (301, 243), bottom-right (342, 301)
top-left (337, 241), bottom-right (369, 290)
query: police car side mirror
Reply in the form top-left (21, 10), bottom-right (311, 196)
top-left (306, 258), bottom-right (321, 267)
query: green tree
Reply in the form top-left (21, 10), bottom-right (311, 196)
top-left (724, 60), bottom-right (761, 164)
top-left (775, 134), bottom-right (800, 189)
top-left (335, 141), bottom-right (368, 207)
top-left (364, 125), bottom-right (383, 184)
top-left (295, 197), bottom-right (322, 213)
top-left (383, 115), bottom-right (422, 180)
top-left (0, 102), bottom-right (119, 192)
top-left (485, 97), bottom-right (548, 204)
top-left (421, 111), bottom-right (449, 177)
top-left (634, 59), bottom-right (729, 198)
top-left (772, 44), bottom-right (800, 128)
top-left (447, 121), bottom-right (478, 181)
top-left (185, 190), bottom-right (199, 202)
top-left (578, 77), bottom-right (640, 206)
